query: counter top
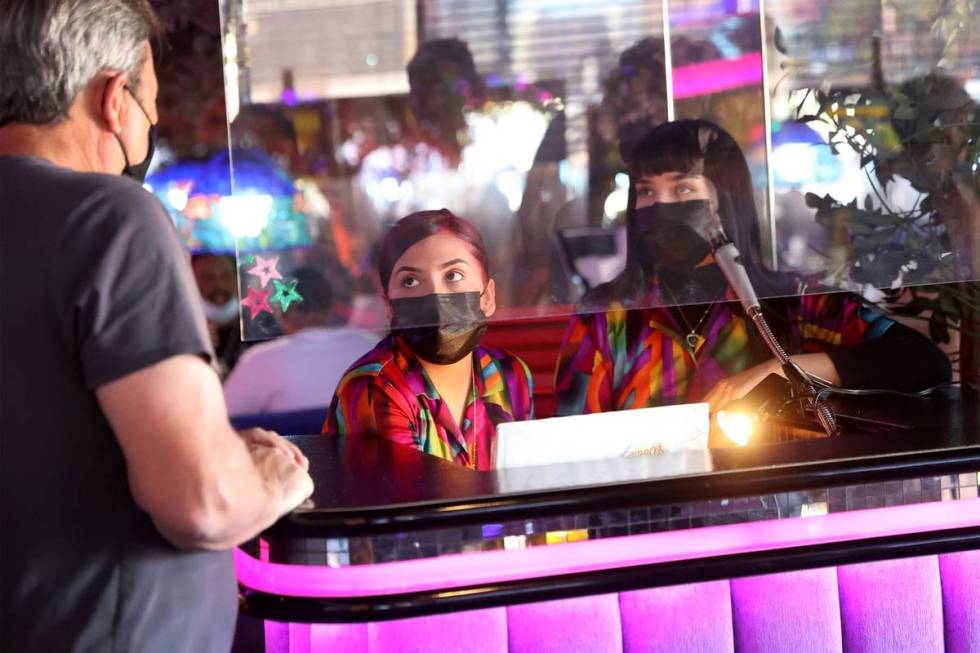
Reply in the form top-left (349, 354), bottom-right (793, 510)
top-left (276, 388), bottom-right (980, 538)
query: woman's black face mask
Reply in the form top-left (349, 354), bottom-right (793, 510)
top-left (390, 291), bottom-right (488, 365)
top-left (629, 199), bottom-right (717, 272)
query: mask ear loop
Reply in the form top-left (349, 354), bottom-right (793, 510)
top-left (477, 281), bottom-right (494, 319)
top-left (123, 85), bottom-right (155, 126)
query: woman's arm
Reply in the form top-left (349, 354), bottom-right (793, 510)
top-left (512, 355), bottom-right (536, 421)
top-left (554, 312), bottom-right (614, 416)
top-left (824, 321), bottom-right (951, 391)
top-left (801, 293), bottom-right (951, 391)
top-left (702, 353), bottom-right (838, 416)
top-left (704, 296), bottom-right (952, 414)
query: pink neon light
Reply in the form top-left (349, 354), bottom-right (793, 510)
top-left (236, 499), bottom-right (980, 598)
top-left (672, 52), bottom-right (762, 99)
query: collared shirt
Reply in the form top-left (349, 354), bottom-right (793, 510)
top-left (324, 335), bottom-right (534, 470)
top-left (555, 287), bottom-right (892, 416)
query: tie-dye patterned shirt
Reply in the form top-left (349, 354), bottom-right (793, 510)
top-left (324, 335), bottom-right (534, 470)
top-left (555, 287), bottom-right (893, 416)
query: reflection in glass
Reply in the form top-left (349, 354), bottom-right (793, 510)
top-left (764, 0), bottom-right (980, 289)
top-left (218, 0), bottom-right (970, 421)
top-left (223, 1), bottom-right (980, 340)
top-left (554, 119), bottom-right (952, 426)
top-left (225, 0), bottom-right (671, 340)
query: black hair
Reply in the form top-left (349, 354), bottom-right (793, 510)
top-left (625, 120), bottom-right (765, 274)
top-left (583, 119), bottom-right (793, 310)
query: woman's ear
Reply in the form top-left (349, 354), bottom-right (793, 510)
top-left (481, 279), bottom-right (496, 318)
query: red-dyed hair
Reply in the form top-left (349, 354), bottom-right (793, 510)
top-left (377, 209), bottom-right (490, 294)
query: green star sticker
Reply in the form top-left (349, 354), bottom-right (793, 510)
top-left (270, 278), bottom-right (303, 312)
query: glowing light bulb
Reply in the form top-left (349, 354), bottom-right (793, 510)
top-left (717, 410), bottom-right (755, 446)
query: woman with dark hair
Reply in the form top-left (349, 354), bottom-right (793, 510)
top-left (324, 209), bottom-right (533, 470)
top-left (555, 120), bottom-right (950, 426)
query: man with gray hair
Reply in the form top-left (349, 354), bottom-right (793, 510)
top-left (0, 1), bottom-right (313, 650)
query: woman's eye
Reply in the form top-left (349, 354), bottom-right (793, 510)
top-left (446, 270), bottom-right (465, 283)
top-left (401, 276), bottom-right (420, 288)
top-left (637, 187), bottom-right (654, 197)
top-left (676, 184), bottom-right (693, 195)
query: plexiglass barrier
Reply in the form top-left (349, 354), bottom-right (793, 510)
top-left (156, 1), bottom-right (978, 426)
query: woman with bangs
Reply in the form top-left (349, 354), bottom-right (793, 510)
top-left (324, 209), bottom-right (533, 470)
top-left (554, 119), bottom-right (950, 432)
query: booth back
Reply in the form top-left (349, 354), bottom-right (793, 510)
top-left (481, 312), bottom-right (572, 420)
top-left (230, 407), bottom-right (329, 435)
top-left (257, 550), bottom-right (980, 652)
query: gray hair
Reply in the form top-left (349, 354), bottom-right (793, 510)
top-left (0, 0), bottom-right (160, 127)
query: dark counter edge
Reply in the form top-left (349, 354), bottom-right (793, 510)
top-left (271, 444), bottom-right (980, 538)
top-left (240, 524), bottom-right (980, 623)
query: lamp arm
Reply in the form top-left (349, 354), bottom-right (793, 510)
top-left (712, 237), bottom-right (839, 437)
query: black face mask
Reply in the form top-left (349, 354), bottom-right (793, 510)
top-left (390, 291), bottom-right (488, 365)
top-left (629, 199), bottom-right (717, 273)
top-left (115, 86), bottom-right (156, 183)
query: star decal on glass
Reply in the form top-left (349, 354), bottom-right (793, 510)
top-left (247, 255), bottom-right (283, 288)
top-left (270, 278), bottom-right (303, 312)
top-left (241, 286), bottom-right (273, 320)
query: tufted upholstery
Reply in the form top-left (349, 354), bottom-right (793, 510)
top-left (255, 551), bottom-right (980, 652)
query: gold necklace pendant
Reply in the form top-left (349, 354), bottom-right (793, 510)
top-left (661, 279), bottom-right (716, 354)
top-left (686, 332), bottom-right (700, 350)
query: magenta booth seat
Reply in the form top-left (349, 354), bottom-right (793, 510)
top-left (261, 550), bottom-right (980, 653)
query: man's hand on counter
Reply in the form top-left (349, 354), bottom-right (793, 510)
top-left (249, 439), bottom-right (314, 516)
top-left (240, 427), bottom-right (309, 469)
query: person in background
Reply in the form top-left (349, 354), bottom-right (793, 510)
top-left (224, 266), bottom-right (379, 416)
top-left (324, 209), bottom-right (534, 470)
top-left (554, 120), bottom-right (951, 431)
top-left (0, 1), bottom-right (312, 650)
top-left (191, 253), bottom-right (245, 374)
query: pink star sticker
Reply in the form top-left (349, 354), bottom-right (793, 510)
top-left (240, 287), bottom-right (273, 320)
top-left (247, 255), bottom-right (283, 288)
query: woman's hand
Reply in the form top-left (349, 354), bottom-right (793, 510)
top-left (702, 359), bottom-right (781, 417)
top-left (704, 359), bottom-right (780, 448)
top-left (703, 353), bottom-right (841, 446)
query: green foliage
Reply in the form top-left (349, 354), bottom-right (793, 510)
top-left (777, 6), bottom-right (980, 349)
top-left (792, 76), bottom-right (979, 293)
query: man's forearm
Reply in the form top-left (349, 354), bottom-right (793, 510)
top-left (99, 355), bottom-right (311, 552)
top-left (149, 434), bottom-right (292, 550)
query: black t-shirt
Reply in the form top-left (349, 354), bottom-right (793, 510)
top-left (0, 156), bottom-right (237, 652)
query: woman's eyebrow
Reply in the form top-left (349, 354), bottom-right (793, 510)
top-left (393, 264), bottom-right (423, 275)
top-left (666, 172), bottom-right (700, 180)
top-left (438, 258), bottom-right (469, 269)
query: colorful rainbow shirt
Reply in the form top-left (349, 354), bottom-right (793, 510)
top-left (554, 288), bottom-right (891, 416)
top-left (325, 335), bottom-right (534, 470)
